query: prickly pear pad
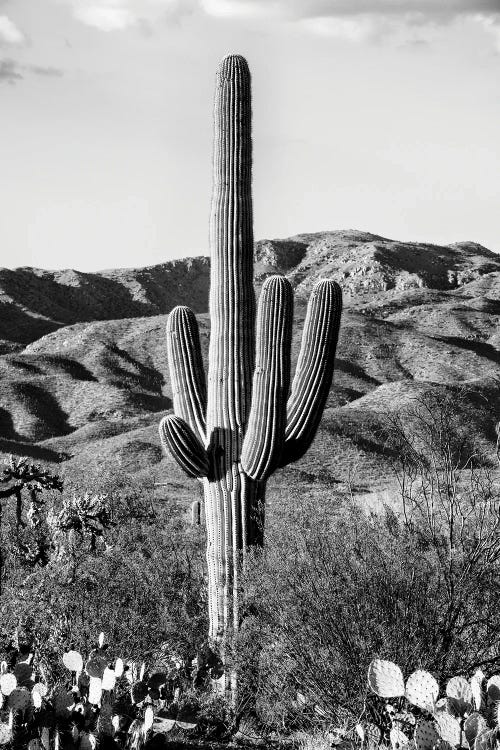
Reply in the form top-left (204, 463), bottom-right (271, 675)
top-left (368, 659), bottom-right (405, 698)
top-left (414, 720), bottom-right (440, 750)
top-left (405, 670), bottom-right (439, 712)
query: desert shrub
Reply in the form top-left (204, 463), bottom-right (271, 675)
top-left (0, 467), bottom-right (207, 684)
top-left (235, 391), bottom-right (500, 733)
top-left (236, 497), bottom-right (440, 731)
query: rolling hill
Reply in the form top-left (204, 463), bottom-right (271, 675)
top-left (1, 229), bottom-right (499, 508)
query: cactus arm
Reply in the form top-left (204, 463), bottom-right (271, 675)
top-left (166, 306), bottom-right (207, 442)
top-left (241, 275), bottom-right (293, 480)
top-left (279, 279), bottom-right (342, 467)
top-left (159, 415), bottom-right (209, 479)
top-left (206, 54), bottom-right (255, 443)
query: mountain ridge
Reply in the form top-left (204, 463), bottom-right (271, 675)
top-left (0, 229), bottom-right (499, 506)
top-left (1, 230), bottom-right (498, 352)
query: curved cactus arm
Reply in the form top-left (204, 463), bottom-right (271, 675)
top-left (159, 415), bottom-right (209, 479)
top-left (241, 275), bottom-right (293, 480)
top-left (279, 279), bottom-right (342, 467)
top-left (166, 306), bottom-right (207, 442)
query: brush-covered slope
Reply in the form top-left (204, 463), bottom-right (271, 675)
top-left (0, 230), bottom-right (499, 501)
top-left (0, 256), bottom-right (210, 350)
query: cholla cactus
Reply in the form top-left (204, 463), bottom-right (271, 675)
top-left (53, 493), bottom-right (114, 552)
top-left (159, 55), bottom-right (342, 652)
top-left (1, 456), bottom-right (63, 527)
top-left (0, 457), bottom-right (63, 574)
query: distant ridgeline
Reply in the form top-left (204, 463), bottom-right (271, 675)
top-left (0, 229), bottom-right (499, 482)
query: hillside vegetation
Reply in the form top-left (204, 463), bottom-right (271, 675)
top-left (0, 230), bottom-right (499, 747)
top-left (0, 230), bottom-right (498, 504)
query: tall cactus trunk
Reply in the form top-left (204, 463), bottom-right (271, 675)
top-left (159, 53), bottom-right (343, 703)
top-left (202, 472), bottom-right (265, 642)
top-left (205, 55), bottom-right (257, 645)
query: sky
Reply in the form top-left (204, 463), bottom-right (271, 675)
top-left (0, 0), bottom-right (499, 271)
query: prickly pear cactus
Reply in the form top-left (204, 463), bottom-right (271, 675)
top-left (368, 659), bottom-right (405, 699)
top-left (159, 54), bottom-right (342, 649)
top-left (366, 658), bottom-right (500, 750)
top-left (414, 719), bottom-right (440, 750)
top-left (434, 711), bottom-right (461, 747)
top-left (446, 675), bottom-right (473, 717)
top-left (405, 670), bottom-right (439, 712)
top-left (465, 713), bottom-right (487, 747)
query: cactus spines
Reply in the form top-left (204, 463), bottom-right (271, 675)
top-left (367, 659), bottom-right (405, 699)
top-left (241, 275), bottom-right (293, 481)
top-left (465, 714), bottom-right (488, 748)
top-left (414, 720), bottom-right (440, 750)
top-left (207, 53), bottom-right (255, 439)
top-left (406, 670), bottom-right (439, 712)
top-left (434, 711), bottom-right (461, 747)
top-left (159, 416), bottom-right (209, 479)
top-left (279, 278), bottom-right (342, 467)
top-left (160, 54), bottom-right (342, 650)
top-left (166, 306), bottom-right (207, 441)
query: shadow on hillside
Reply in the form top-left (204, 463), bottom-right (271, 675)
top-left (0, 407), bottom-right (18, 441)
top-left (335, 358), bottom-right (381, 385)
top-left (97, 343), bottom-right (164, 393)
top-left (432, 336), bottom-right (500, 366)
top-left (38, 356), bottom-right (97, 381)
top-left (0, 437), bottom-right (70, 463)
top-left (14, 382), bottom-right (73, 440)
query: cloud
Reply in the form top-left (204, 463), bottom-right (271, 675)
top-left (199, 0), bottom-right (500, 45)
top-left (0, 58), bottom-right (64, 85)
top-left (0, 57), bottom-right (22, 83)
top-left (0, 15), bottom-right (25, 44)
top-left (74, 5), bottom-right (137, 30)
top-left (473, 12), bottom-right (500, 51)
top-left (63, 0), bottom-right (500, 48)
top-left (196, 0), bottom-right (500, 19)
top-left (29, 64), bottom-right (64, 77)
top-left (199, 0), bottom-right (281, 18)
top-left (300, 12), bottom-right (443, 44)
top-left (67, 0), bottom-right (194, 31)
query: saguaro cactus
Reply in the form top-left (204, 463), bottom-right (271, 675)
top-left (159, 54), bottom-right (342, 647)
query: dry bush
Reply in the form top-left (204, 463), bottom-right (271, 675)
top-left (0, 469), bottom-right (207, 683)
top-left (234, 391), bottom-right (500, 733)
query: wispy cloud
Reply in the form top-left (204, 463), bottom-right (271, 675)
top-left (197, 0), bottom-right (500, 44)
top-left (0, 15), bottom-right (26, 45)
top-left (0, 58), bottom-right (64, 85)
top-left (67, 0), bottom-right (193, 31)
top-left (29, 64), bottom-right (64, 77)
top-left (74, 5), bottom-right (137, 30)
top-left (473, 12), bottom-right (500, 51)
top-left (63, 0), bottom-right (500, 48)
top-left (0, 57), bottom-right (22, 83)
top-left (197, 0), bottom-right (500, 19)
